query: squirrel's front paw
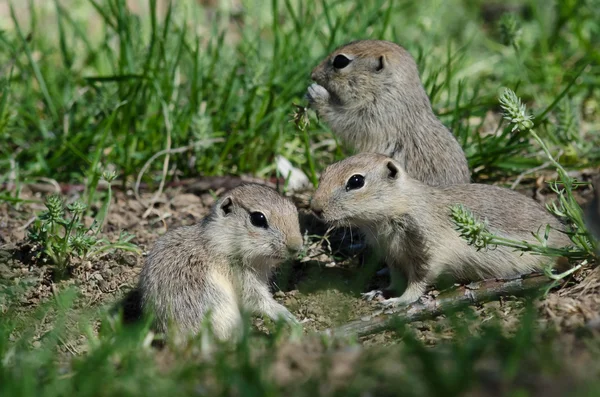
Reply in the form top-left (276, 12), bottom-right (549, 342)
top-left (379, 297), bottom-right (408, 308)
top-left (361, 289), bottom-right (384, 301)
top-left (274, 306), bottom-right (300, 326)
top-left (379, 294), bottom-right (419, 308)
top-left (306, 83), bottom-right (330, 107)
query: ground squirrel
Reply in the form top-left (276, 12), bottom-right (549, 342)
top-left (310, 153), bottom-right (572, 306)
top-left (586, 176), bottom-right (600, 250)
top-left (138, 184), bottom-right (303, 340)
top-left (307, 40), bottom-right (470, 186)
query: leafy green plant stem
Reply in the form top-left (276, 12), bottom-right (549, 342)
top-left (61, 211), bottom-right (80, 260)
top-left (302, 127), bottom-right (318, 187)
top-left (544, 259), bottom-right (587, 281)
top-left (528, 130), bottom-right (597, 256)
top-left (27, 173), bottom-right (138, 279)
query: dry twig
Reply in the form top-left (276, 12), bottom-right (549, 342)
top-left (324, 274), bottom-right (557, 338)
top-left (133, 138), bottom-right (224, 215)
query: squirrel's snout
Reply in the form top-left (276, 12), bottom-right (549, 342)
top-left (312, 208), bottom-right (323, 219)
top-left (287, 237), bottom-right (304, 256)
top-left (310, 198), bottom-right (324, 219)
top-left (310, 65), bottom-right (324, 83)
top-left (310, 200), bottom-right (324, 218)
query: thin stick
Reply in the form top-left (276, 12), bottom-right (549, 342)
top-left (142, 102), bottom-right (173, 219)
top-left (133, 138), bottom-right (224, 212)
top-left (323, 274), bottom-right (557, 338)
top-left (510, 159), bottom-right (555, 190)
top-left (17, 215), bottom-right (37, 231)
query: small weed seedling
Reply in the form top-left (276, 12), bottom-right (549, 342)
top-left (27, 172), bottom-right (139, 279)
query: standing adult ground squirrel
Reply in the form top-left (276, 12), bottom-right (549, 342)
top-left (307, 40), bottom-right (470, 186)
top-left (311, 153), bottom-right (571, 306)
top-left (138, 184), bottom-right (303, 340)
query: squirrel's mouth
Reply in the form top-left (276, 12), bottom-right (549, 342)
top-left (328, 91), bottom-right (342, 107)
top-left (255, 254), bottom-right (286, 268)
top-left (272, 253), bottom-right (291, 260)
top-left (327, 214), bottom-right (373, 229)
top-left (321, 214), bottom-right (349, 228)
top-left (313, 79), bottom-right (342, 103)
top-left (268, 249), bottom-right (297, 262)
top-left (318, 82), bottom-right (343, 106)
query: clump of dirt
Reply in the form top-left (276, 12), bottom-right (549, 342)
top-left (270, 336), bottom-right (363, 393)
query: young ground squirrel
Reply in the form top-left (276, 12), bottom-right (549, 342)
top-left (138, 184), bottom-right (303, 340)
top-left (307, 40), bottom-right (470, 186)
top-left (586, 176), bottom-right (600, 243)
top-left (310, 153), bottom-right (572, 306)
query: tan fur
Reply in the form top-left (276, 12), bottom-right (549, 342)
top-left (311, 153), bottom-right (572, 306)
top-left (586, 177), bottom-right (600, 238)
top-left (586, 176), bottom-right (600, 255)
top-left (307, 39), bottom-right (470, 186)
top-left (138, 184), bottom-right (303, 340)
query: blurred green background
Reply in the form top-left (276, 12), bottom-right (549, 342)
top-left (1, 0), bottom-right (598, 191)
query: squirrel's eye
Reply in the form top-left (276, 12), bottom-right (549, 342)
top-left (250, 212), bottom-right (269, 229)
top-left (332, 54), bottom-right (351, 69)
top-left (346, 174), bottom-right (365, 191)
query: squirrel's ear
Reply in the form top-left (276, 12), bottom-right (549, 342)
top-left (386, 161), bottom-right (399, 179)
top-left (376, 55), bottom-right (385, 71)
top-left (219, 197), bottom-right (233, 216)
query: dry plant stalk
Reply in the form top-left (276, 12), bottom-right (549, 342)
top-left (325, 274), bottom-right (558, 338)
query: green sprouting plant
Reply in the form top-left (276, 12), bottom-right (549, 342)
top-left (291, 103), bottom-right (311, 133)
top-left (499, 88), bottom-right (597, 255)
top-left (451, 203), bottom-right (591, 294)
top-left (450, 205), bottom-right (495, 251)
top-left (27, 173), bottom-right (139, 279)
top-left (291, 102), bottom-right (318, 187)
top-left (554, 97), bottom-right (580, 144)
top-left (451, 88), bottom-right (597, 283)
top-left (498, 13), bottom-right (522, 49)
top-left (498, 88), bottom-right (534, 133)
top-left (450, 204), bottom-right (586, 261)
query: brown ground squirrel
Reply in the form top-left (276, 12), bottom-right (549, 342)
top-left (138, 184), bottom-right (303, 340)
top-left (586, 177), bottom-right (600, 239)
top-left (307, 40), bottom-right (470, 186)
top-left (310, 153), bottom-right (572, 306)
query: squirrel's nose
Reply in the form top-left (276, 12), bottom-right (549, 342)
top-left (310, 197), bottom-right (324, 219)
top-left (287, 237), bottom-right (303, 256)
top-left (310, 66), bottom-right (321, 82)
top-left (312, 208), bottom-right (323, 219)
